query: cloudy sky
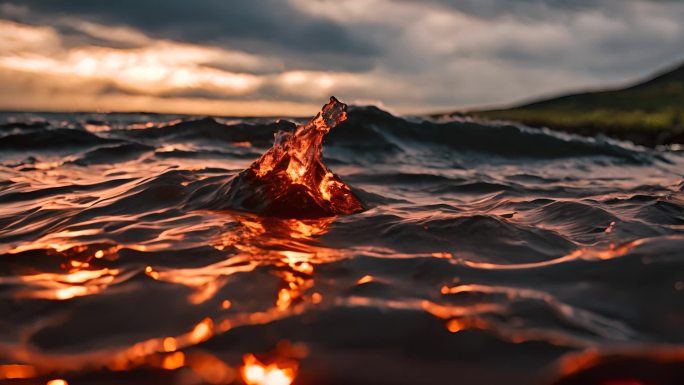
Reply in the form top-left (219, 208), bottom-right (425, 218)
top-left (1, 0), bottom-right (683, 116)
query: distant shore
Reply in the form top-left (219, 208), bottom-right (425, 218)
top-left (440, 61), bottom-right (684, 148)
top-left (469, 111), bottom-right (684, 148)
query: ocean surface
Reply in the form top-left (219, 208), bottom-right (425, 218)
top-left (1, 103), bottom-right (683, 385)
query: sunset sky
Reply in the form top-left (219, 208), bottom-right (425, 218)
top-left (1, 0), bottom-right (683, 116)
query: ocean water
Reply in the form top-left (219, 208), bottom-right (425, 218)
top-left (1, 102), bottom-right (683, 385)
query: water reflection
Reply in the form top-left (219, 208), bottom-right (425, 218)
top-left (1, 243), bottom-right (125, 301)
top-left (107, 213), bottom-right (334, 379)
top-left (144, 213), bottom-right (339, 312)
top-left (240, 341), bottom-right (307, 385)
top-left (15, 267), bottom-right (120, 300)
top-left (216, 214), bottom-right (338, 311)
top-left (241, 353), bottom-right (296, 385)
top-left (0, 213), bottom-right (335, 384)
top-left (551, 347), bottom-right (684, 385)
top-left (46, 379), bottom-right (68, 385)
top-left (0, 364), bottom-right (37, 380)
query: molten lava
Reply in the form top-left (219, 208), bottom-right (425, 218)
top-left (205, 96), bottom-right (364, 218)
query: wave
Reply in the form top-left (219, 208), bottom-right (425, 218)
top-left (0, 104), bottom-right (664, 165)
top-left (0, 101), bottom-right (683, 385)
top-left (0, 128), bottom-right (123, 151)
top-left (333, 106), bottom-right (657, 163)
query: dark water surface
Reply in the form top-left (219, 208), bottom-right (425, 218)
top-left (1, 106), bottom-right (683, 385)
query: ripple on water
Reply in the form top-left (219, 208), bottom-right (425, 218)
top-left (0, 106), bottom-right (683, 384)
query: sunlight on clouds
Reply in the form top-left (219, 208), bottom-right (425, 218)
top-left (275, 70), bottom-right (367, 98)
top-left (0, 20), bottom-right (60, 54)
top-left (0, 68), bottom-right (321, 115)
top-left (2, 0), bottom-right (682, 115)
top-left (0, 41), bottom-right (263, 96)
top-left (67, 19), bottom-right (276, 74)
top-left (0, 19), bottom-right (369, 115)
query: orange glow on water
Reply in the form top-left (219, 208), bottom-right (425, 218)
top-left (144, 265), bottom-right (160, 279)
top-left (162, 337), bottom-right (177, 352)
top-left (189, 318), bottom-right (214, 344)
top-left (357, 275), bottom-right (374, 284)
top-left (0, 116), bottom-right (352, 383)
top-left (46, 380), bottom-right (68, 385)
top-left (276, 288), bottom-right (294, 310)
top-left (15, 267), bottom-right (120, 300)
top-left (552, 346), bottom-right (684, 385)
top-left (286, 218), bottom-right (332, 239)
top-left (275, 261), bottom-right (314, 311)
top-left (241, 354), bottom-right (297, 385)
top-left (446, 319), bottom-right (466, 333)
top-left (208, 213), bottom-right (341, 314)
top-left (161, 352), bottom-right (185, 370)
top-left (431, 252), bottom-right (453, 259)
top-left (185, 351), bottom-right (236, 384)
top-left (54, 286), bottom-right (88, 300)
top-left (0, 364), bottom-right (37, 379)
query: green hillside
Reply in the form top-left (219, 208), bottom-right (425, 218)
top-left (470, 62), bottom-right (684, 146)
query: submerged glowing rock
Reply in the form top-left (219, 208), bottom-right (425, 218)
top-left (206, 97), bottom-right (364, 218)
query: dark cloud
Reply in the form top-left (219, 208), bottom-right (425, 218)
top-left (407, 0), bottom-right (661, 19)
top-left (1, 0), bottom-right (683, 113)
top-left (0, 0), bottom-right (378, 71)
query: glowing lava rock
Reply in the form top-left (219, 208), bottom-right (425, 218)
top-left (204, 96), bottom-right (364, 218)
